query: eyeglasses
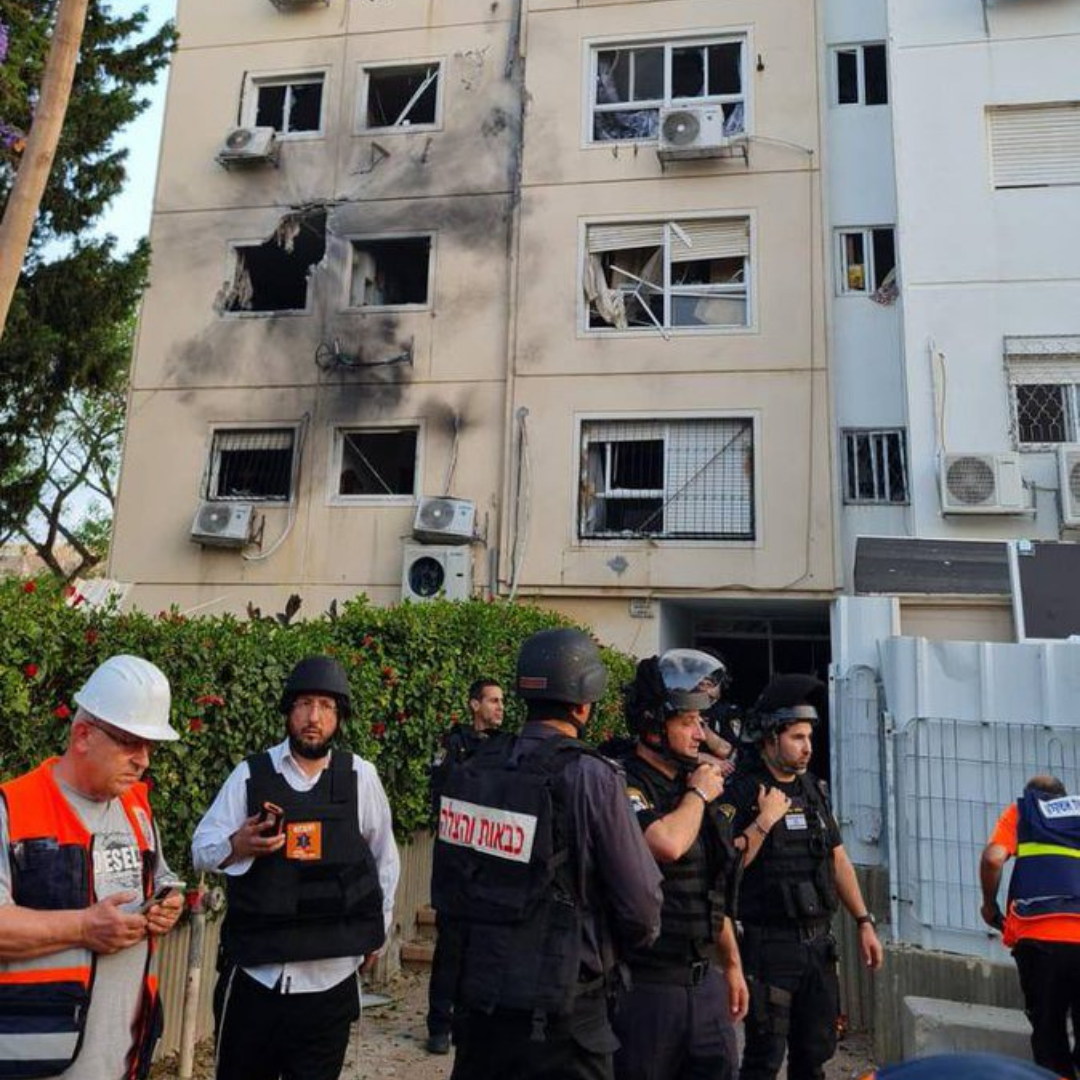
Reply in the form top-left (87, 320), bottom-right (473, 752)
top-left (292, 697), bottom-right (338, 716)
top-left (89, 720), bottom-right (151, 752)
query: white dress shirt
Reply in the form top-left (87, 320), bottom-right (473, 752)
top-left (191, 739), bottom-right (400, 994)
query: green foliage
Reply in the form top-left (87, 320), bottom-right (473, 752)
top-left (0, 2), bottom-right (175, 560)
top-left (0, 581), bottom-right (635, 876)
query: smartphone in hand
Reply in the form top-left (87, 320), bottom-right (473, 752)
top-left (257, 801), bottom-right (285, 836)
top-left (138, 881), bottom-right (185, 914)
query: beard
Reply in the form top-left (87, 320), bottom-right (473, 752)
top-left (289, 731), bottom-right (334, 760)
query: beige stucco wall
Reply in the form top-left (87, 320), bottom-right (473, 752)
top-left (111, 0), bottom-right (836, 627)
top-left (899, 601), bottom-right (1015, 644)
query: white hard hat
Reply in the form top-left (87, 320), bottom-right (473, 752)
top-left (73, 655), bottom-right (180, 742)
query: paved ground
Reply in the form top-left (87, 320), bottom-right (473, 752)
top-left (153, 969), bottom-right (876, 1079)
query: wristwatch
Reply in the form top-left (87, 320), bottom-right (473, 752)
top-left (855, 912), bottom-right (877, 928)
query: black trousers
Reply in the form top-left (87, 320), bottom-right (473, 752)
top-left (451, 990), bottom-right (618, 1080)
top-left (428, 915), bottom-right (464, 1037)
top-left (213, 966), bottom-right (360, 1080)
top-left (1014, 938), bottom-right (1080, 1080)
top-left (613, 965), bottom-right (737, 1080)
top-left (738, 926), bottom-right (840, 1080)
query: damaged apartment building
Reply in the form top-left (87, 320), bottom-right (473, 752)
top-left (111, 0), bottom-right (835, 713)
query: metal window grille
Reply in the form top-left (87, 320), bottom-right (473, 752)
top-left (893, 717), bottom-right (1080, 939)
top-left (1014, 383), bottom-right (1077, 444)
top-left (579, 418), bottom-right (754, 540)
top-left (209, 429), bottom-right (294, 501)
top-left (842, 429), bottom-right (908, 503)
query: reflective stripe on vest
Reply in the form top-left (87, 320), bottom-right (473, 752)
top-left (0, 761), bottom-right (157, 1079)
top-left (1009, 790), bottom-right (1080, 922)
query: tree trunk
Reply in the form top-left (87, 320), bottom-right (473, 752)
top-left (0, 0), bottom-right (90, 338)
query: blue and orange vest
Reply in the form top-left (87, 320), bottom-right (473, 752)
top-left (0, 760), bottom-right (162, 1079)
top-left (1008, 789), bottom-right (1080, 928)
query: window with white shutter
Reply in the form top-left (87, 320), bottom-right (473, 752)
top-left (988, 103), bottom-right (1080, 189)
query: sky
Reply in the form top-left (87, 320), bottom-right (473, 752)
top-left (96, 0), bottom-right (177, 251)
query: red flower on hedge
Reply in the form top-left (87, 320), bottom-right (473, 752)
top-left (64, 584), bottom-right (76, 597)
top-left (371, 722), bottom-right (386, 739)
top-left (195, 694), bottom-right (225, 708)
top-left (188, 718), bottom-right (204, 733)
top-left (22, 580), bottom-right (36, 594)
top-left (23, 663), bottom-right (38, 679)
top-left (54, 704), bottom-right (71, 720)
top-left (362, 635), bottom-right (375, 647)
top-left (85, 629), bottom-right (98, 645)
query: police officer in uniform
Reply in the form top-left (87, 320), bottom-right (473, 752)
top-left (613, 650), bottom-right (749, 1080)
top-left (426, 678), bottom-right (505, 1053)
top-left (192, 655), bottom-right (400, 1080)
top-left (432, 627), bottom-right (663, 1080)
top-left (723, 674), bottom-right (883, 1080)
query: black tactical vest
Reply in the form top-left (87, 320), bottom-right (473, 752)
top-left (431, 733), bottom-right (596, 1015)
top-left (622, 755), bottom-right (740, 969)
top-left (741, 769), bottom-right (839, 926)
top-left (222, 751), bottom-right (385, 966)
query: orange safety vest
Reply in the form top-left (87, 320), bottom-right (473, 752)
top-left (0, 760), bottom-right (162, 1080)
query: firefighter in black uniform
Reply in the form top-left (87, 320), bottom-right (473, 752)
top-left (432, 627), bottom-right (663, 1080)
top-left (723, 674), bottom-right (883, 1080)
top-left (426, 679), bottom-right (505, 1053)
top-left (613, 650), bottom-right (748, 1080)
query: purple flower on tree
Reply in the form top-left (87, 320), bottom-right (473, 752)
top-left (0, 21), bottom-right (9, 66)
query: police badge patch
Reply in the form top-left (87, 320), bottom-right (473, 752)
top-left (717, 803), bottom-right (736, 821)
top-left (432, 747), bottom-right (448, 767)
top-left (626, 787), bottom-right (652, 814)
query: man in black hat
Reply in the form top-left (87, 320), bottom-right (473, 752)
top-left (192, 656), bottom-right (400, 1080)
top-left (722, 674), bottom-right (882, 1080)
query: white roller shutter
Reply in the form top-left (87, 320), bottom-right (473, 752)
top-left (989, 103), bottom-right (1080, 189)
top-left (670, 219), bottom-right (750, 262)
top-left (586, 223), bottom-right (664, 253)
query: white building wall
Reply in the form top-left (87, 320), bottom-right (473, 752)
top-left (887, 0), bottom-right (1080, 540)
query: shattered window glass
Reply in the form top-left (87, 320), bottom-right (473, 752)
top-left (254, 75), bottom-right (324, 134)
top-left (338, 428), bottom-right (418, 496)
top-left (222, 211), bottom-right (326, 314)
top-left (364, 64), bottom-right (440, 128)
top-left (349, 236), bottom-right (432, 307)
top-left (585, 218), bottom-right (750, 332)
top-left (592, 37), bottom-right (745, 143)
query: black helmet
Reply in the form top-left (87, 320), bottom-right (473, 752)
top-left (743, 673), bottom-right (824, 743)
top-left (281, 655), bottom-right (352, 719)
top-left (516, 628), bottom-right (609, 705)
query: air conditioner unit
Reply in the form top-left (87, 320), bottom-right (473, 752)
top-left (1058, 446), bottom-right (1080, 526)
top-left (939, 452), bottom-right (1027, 515)
top-left (190, 501), bottom-right (254, 548)
top-left (216, 126), bottom-right (279, 168)
top-left (412, 496), bottom-right (475, 545)
top-left (657, 105), bottom-right (742, 161)
top-left (269, 0), bottom-right (328, 8)
top-left (401, 543), bottom-right (472, 602)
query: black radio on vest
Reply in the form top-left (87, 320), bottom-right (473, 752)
top-left (222, 751), bottom-right (385, 966)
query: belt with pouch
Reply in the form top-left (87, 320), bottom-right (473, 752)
top-left (630, 959), bottom-right (711, 987)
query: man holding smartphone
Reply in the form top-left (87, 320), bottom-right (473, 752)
top-left (192, 655), bottom-right (400, 1080)
top-left (0, 655), bottom-right (185, 1080)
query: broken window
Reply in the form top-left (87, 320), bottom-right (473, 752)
top-left (349, 236), bottom-right (431, 308)
top-left (834, 44), bottom-right (888, 106)
top-left (336, 427), bottom-right (419, 497)
top-left (584, 218), bottom-right (750, 331)
top-left (842, 429), bottom-right (908, 503)
top-left (209, 429), bottom-right (295, 501)
top-left (836, 226), bottom-right (895, 296)
top-left (592, 37), bottom-right (746, 143)
top-left (224, 211), bottom-right (326, 314)
top-left (254, 74), bottom-right (325, 134)
top-left (363, 63), bottom-right (440, 129)
top-left (580, 418), bottom-right (755, 540)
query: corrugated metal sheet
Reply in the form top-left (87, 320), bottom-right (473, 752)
top-left (989, 102), bottom-right (1080, 189)
top-left (854, 537), bottom-right (1009, 596)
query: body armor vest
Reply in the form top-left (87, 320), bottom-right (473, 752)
top-left (431, 733), bottom-right (599, 1015)
top-left (1009, 790), bottom-right (1080, 921)
top-left (741, 769), bottom-right (838, 927)
top-left (223, 751), bottom-right (385, 966)
top-left (621, 754), bottom-right (740, 970)
top-left (0, 761), bottom-right (160, 1080)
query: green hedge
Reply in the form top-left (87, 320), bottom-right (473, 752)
top-left (0, 577), bottom-right (634, 876)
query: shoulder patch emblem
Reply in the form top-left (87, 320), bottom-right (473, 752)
top-left (431, 748), bottom-right (448, 768)
top-left (626, 786), bottom-right (652, 814)
top-left (717, 803), bottom-right (736, 821)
